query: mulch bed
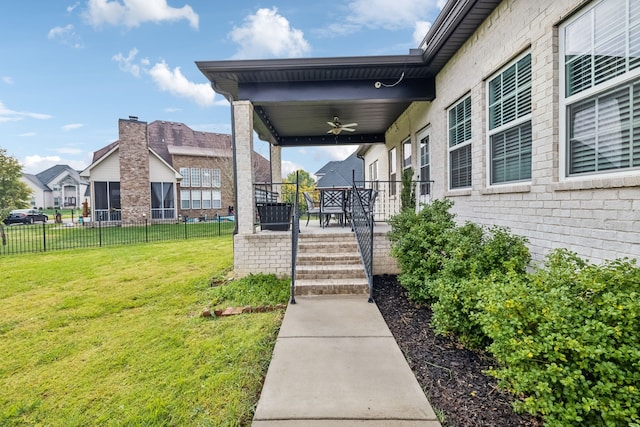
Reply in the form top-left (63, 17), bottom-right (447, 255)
top-left (373, 275), bottom-right (542, 427)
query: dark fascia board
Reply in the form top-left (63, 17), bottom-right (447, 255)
top-left (196, 53), bottom-right (428, 101)
top-left (276, 133), bottom-right (386, 147)
top-left (421, 0), bottom-right (501, 65)
top-left (238, 78), bottom-right (435, 104)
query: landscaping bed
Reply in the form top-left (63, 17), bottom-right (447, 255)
top-left (374, 275), bottom-right (541, 427)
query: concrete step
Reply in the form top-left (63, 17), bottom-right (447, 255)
top-left (296, 267), bottom-right (366, 280)
top-left (298, 241), bottom-right (359, 253)
top-left (293, 278), bottom-right (369, 295)
top-left (296, 252), bottom-right (361, 265)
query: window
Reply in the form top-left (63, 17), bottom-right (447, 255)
top-left (403, 138), bottom-right (412, 169)
top-left (94, 181), bottom-right (121, 220)
top-left (191, 190), bottom-right (201, 209)
top-left (202, 190), bottom-right (212, 209)
top-left (202, 169), bottom-right (212, 187)
top-left (487, 53), bottom-right (532, 185)
top-left (212, 169), bottom-right (221, 187)
top-left (190, 168), bottom-right (201, 187)
top-left (180, 190), bottom-right (190, 209)
top-left (389, 147), bottom-right (397, 195)
top-left (418, 129), bottom-right (431, 197)
top-left (562, 0), bottom-right (640, 176)
top-left (151, 182), bottom-right (175, 219)
top-left (180, 168), bottom-right (190, 187)
top-left (448, 96), bottom-right (472, 188)
top-left (212, 190), bottom-right (222, 209)
top-left (368, 160), bottom-right (379, 192)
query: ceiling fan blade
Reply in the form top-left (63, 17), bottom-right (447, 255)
top-left (327, 121), bottom-right (338, 127)
top-left (341, 123), bottom-right (358, 128)
top-left (341, 127), bottom-right (356, 132)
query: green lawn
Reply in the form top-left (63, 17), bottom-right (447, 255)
top-left (0, 237), bottom-right (288, 426)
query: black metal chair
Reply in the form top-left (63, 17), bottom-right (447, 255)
top-left (319, 189), bottom-right (346, 227)
top-left (303, 191), bottom-right (321, 226)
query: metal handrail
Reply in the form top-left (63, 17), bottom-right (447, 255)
top-left (290, 172), bottom-right (300, 304)
top-left (350, 175), bottom-right (375, 303)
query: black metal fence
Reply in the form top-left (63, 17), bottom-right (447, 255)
top-left (0, 218), bottom-right (235, 256)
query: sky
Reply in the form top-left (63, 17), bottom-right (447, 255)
top-left (0, 0), bottom-right (445, 179)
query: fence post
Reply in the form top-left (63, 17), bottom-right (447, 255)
top-left (98, 219), bottom-right (102, 247)
top-left (43, 222), bottom-right (47, 252)
top-left (184, 219), bottom-right (187, 240)
top-left (218, 217), bottom-right (221, 236)
top-left (145, 218), bottom-right (149, 243)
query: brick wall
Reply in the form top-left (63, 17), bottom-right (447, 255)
top-left (373, 0), bottom-right (640, 265)
top-left (118, 118), bottom-right (151, 224)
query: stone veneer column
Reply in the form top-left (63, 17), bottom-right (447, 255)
top-left (270, 143), bottom-right (282, 182)
top-left (118, 118), bottom-right (151, 224)
top-left (233, 101), bottom-right (255, 234)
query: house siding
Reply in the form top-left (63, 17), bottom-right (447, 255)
top-left (370, 0), bottom-right (639, 265)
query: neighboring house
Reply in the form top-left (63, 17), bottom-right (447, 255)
top-left (315, 152), bottom-right (364, 189)
top-left (81, 117), bottom-right (270, 223)
top-left (22, 165), bottom-right (89, 209)
top-left (198, 0), bottom-right (640, 277)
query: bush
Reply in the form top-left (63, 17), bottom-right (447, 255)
top-left (430, 224), bottom-right (530, 348)
top-left (477, 249), bottom-right (640, 426)
top-left (387, 199), bottom-right (455, 303)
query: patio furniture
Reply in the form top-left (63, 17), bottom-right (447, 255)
top-left (346, 188), bottom-right (377, 226)
top-left (319, 189), bottom-right (346, 227)
top-left (257, 202), bottom-right (292, 231)
top-left (303, 192), bottom-right (321, 226)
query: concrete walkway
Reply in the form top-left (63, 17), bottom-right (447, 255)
top-left (252, 294), bottom-right (441, 426)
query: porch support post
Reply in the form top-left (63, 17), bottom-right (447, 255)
top-left (270, 143), bottom-right (282, 182)
top-left (233, 100), bottom-right (255, 235)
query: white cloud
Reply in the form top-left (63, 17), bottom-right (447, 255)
top-left (67, 2), bottom-right (80, 13)
top-left (48, 24), bottom-right (83, 48)
top-left (22, 155), bottom-right (89, 174)
top-left (62, 123), bottom-right (84, 131)
top-left (148, 61), bottom-right (216, 107)
top-left (2, 76), bottom-right (14, 85)
top-left (281, 159), bottom-right (305, 179)
top-left (346, 0), bottom-right (439, 30)
top-left (56, 147), bottom-right (84, 154)
top-left (83, 0), bottom-right (199, 29)
top-left (413, 20), bottom-right (432, 46)
top-left (229, 7), bottom-right (310, 59)
top-left (113, 48), bottom-right (142, 77)
top-left (18, 132), bottom-right (37, 137)
top-left (315, 145), bottom-right (357, 162)
top-left (0, 101), bottom-right (52, 123)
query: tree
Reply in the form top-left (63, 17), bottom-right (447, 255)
top-left (0, 148), bottom-right (31, 245)
top-left (400, 167), bottom-right (416, 212)
top-left (282, 169), bottom-right (316, 210)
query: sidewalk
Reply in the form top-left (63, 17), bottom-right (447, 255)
top-left (252, 294), bottom-right (441, 426)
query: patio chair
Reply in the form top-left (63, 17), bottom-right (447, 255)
top-left (346, 188), bottom-right (376, 227)
top-left (319, 188), bottom-right (346, 227)
top-left (303, 191), bottom-right (321, 226)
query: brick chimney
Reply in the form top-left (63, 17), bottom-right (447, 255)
top-left (118, 116), bottom-right (151, 224)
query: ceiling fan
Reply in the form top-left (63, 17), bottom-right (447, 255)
top-left (326, 116), bottom-right (357, 135)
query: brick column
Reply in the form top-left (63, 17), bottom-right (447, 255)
top-left (233, 101), bottom-right (255, 234)
top-left (118, 118), bottom-right (150, 224)
top-left (270, 143), bottom-right (282, 182)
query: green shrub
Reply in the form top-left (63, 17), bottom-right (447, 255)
top-left (477, 249), bottom-right (640, 426)
top-left (431, 224), bottom-right (530, 348)
top-left (387, 199), bottom-right (456, 303)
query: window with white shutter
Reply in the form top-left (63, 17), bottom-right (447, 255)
top-left (562, 0), bottom-right (640, 176)
top-left (487, 53), bottom-right (532, 185)
top-left (448, 96), bottom-right (472, 189)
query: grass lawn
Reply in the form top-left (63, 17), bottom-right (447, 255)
top-left (0, 237), bottom-right (289, 426)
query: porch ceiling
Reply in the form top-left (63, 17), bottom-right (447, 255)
top-left (195, 0), bottom-right (501, 147)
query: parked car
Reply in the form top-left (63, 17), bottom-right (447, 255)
top-left (3, 209), bottom-right (49, 225)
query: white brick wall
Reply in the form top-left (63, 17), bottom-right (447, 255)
top-left (363, 0), bottom-right (639, 265)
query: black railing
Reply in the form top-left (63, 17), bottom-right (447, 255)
top-left (0, 218), bottom-right (234, 255)
top-left (350, 178), bottom-right (375, 303)
top-left (290, 173), bottom-right (300, 304)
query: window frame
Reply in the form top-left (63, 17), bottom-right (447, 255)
top-left (559, 0), bottom-right (640, 179)
top-left (402, 137), bottom-right (412, 170)
top-left (179, 168), bottom-right (190, 187)
top-left (417, 126), bottom-right (431, 197)
top-left (448, 95), bottom-right (472, 189)
top-left (486, 51), bottom-right (533, 186)
top-left (388, 147), bottom-right (397, 196)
